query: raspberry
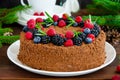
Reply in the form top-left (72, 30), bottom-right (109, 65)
top-left (112, 75), bottom-right (120, 80)
top-left (36, 18), bottom-right (43, 23)
top-left (25, 31), bottom-right (33, 40)
top-left (62, 14), bottom-right (68, 20)
top-left (27, 19), bottom-right (36, 29)
top-left (47, 28), bottom-right (56, 36)
top-left (75, 16), bottom-right (82, 23)
top-left (58, 20), bottom-right (66, 27)
top-left (87, 34), bottom-right (95, 41)
top-left (53, 15), bottom-right (59, 22)
top-left (33, 12), bottom-right (39, 16)
top-left (84, 21), bottom-right (94, 29)
top-left (116, 65), bottom-right (120, 72)
top-left (59, 33), bottom-right (65, 38)
top-left (64, 39), bottom-right (73, 47)
top-left (39, 12), bottom-right (45, 16)
top-left (65, 31), bottom-right (74, 39)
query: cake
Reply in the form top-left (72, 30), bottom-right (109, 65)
top-left (18, 13), bottom-right (106, 72)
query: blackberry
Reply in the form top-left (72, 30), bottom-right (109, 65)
top-left (78, 32), bottom-right (87, 40)
top-left (51, 34), bottom-right (64, 46)
top-left (73, 37), bottom-right (83, 46)
top-left (41, 35), bottom-right (51, 44)
top-left (94, 23), bottom-right (100, 32)
top-left (91, 29), bottom-right (99, 37)
top-left (78, 21), bottom-right (84, 27)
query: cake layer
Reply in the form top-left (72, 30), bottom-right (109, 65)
top-left (18, 30), bottom-right (106, 72)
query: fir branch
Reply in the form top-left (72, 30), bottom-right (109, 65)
top-left (0, 5), bottom-right (30, 24)
top-left (0, 22), bottom-right (2, 28)
top-left (83, 15), bottom-right (120, 29)
top-left (0, 35), bottom-right (19, 44)
top-left (0, 41), bottom-right (2, 48)
top-left (0, 28), bottom-right (13, 35)
top-left (87, 0), bottom-right (120, 15)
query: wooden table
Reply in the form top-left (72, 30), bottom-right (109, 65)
top-left (0, 23), bottom-right (120, 80)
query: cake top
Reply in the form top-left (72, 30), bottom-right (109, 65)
top-left (22, 12), bottom-right (101, 47)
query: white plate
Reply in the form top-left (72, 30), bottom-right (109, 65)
top-left (7, 40), bottom-right (116, 77)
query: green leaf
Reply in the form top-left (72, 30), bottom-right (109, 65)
top-left (45, 12), bottom-right (54, 23)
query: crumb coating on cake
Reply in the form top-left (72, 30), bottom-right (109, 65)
top-left (18, 27), bottom-right (106, 71)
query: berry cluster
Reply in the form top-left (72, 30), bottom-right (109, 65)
top-left (23, 13), bottom-right (101, 47)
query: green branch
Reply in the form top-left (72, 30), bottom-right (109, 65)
top-left (0, 35), bottom-right (19, 44)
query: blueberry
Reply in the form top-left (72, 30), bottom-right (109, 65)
top-left (72, 22), bottom-right (78, 27)
top-left (84, 28), bottom-right (91, 34)
top-left (53, 22), bottom-right (58, 26)
top-left (23, 26), bottom-right (29, 32)
top-left (33, 36), bottom-right (41, 44)
top-left (85, 37), bottom-right (92, 44)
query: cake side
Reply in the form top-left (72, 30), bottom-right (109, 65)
top-left (18, 30), bottom-right (106, 72)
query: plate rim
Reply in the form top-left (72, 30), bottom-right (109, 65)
top-left (7, 40), bottom-right (116, 77)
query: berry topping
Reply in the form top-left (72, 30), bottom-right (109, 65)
top-left (84, 20), bottom-right (94, 29)
top-left (112, 75), bottom-right (120, 80)
top-left (36, 18), bottom-right (43, 23)
top-left (75, 16), bottom-right (82, 23)
top-left (39, 12), bottom-right (45, 16)
top-left (64, 39), bottom-right (73, 47)
top-left (84, 28), bottom-right (91, 34)
top-left (53, 14), bottom-right (59, 22)
top-left (62, 14), bottom-right (68, 20)
top-left (33, 12), bottom-right (39, 16)
top-left (33, 36), bottom-right (41, 44)
top-left (58, 20), bottom-right (66, 27)
top-left (27, 19), bottom-right (36, 29)
top-left (53, 22), bottom-right (58, 26)
top-left (72, 22), bottom-right (78, 27)
top-left (91, 29), bottom-right (99, 37)
top-left (41, 35), bottom-right (51, 44)
top-left (25, 31), bottom-right (33, 40)
top-left (78, 32), bottom-right (86, 40)
top-left (87, 34), bottom-right (95, 41)
top-left (47, 28), bottom-right (56, 36)
top-left (65, 31), bottom-right (74, 39)
top-left (85, 37), bottom-right (92, 43)
top-left (73, 37), bottom-right (83, 46)
top-left (79, 21), bottom-right (84, 27)
top-left (52, 34), bottom-right (64, 46)
top-left (59, 33), bottom-right (65, 38)
top-left (23, 26), bottom-right (29, 32)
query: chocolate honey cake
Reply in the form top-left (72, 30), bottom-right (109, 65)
top-left (18, 13), bottom-right (106, 72)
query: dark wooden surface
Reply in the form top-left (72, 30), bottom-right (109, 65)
top-left (0, 12), bottom-right (120, 79)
